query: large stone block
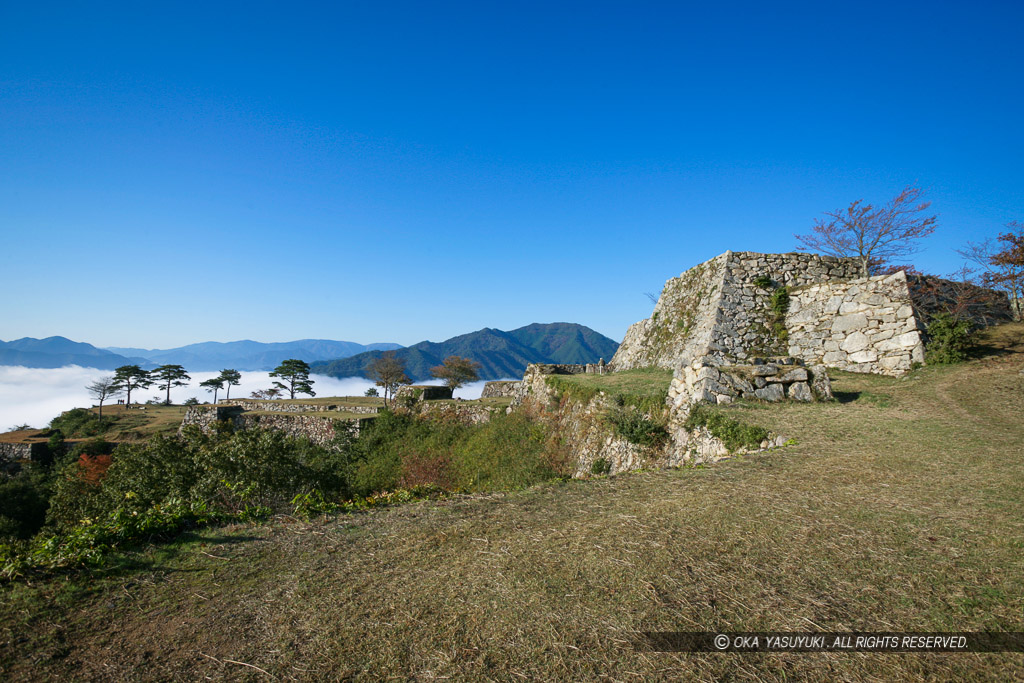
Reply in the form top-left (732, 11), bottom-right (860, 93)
top-left (787, 382), bottom-right (813, 401)
top-left (840, 331), bottom-right (869, 353)
top-left (754, 383), bottom-right (785, 401)
top-left (832, 313), bottom-right (868, 332)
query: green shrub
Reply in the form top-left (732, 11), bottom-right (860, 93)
top-left (925, 313), bottom-right (976, 364)
top-left (752, 274), bottom-right (773, 289)
top-left (345, 410), bottom-right (558, 496)
top-left (770, 286), bottom-right (790, 316)
top-left (684, 404), bottom-right (769, 452)
top-left (590, 458), bottom-right (611, 476)
top-left (49, 408), bottom-right (105, 438)
top-left (605, 408), bottom-right (667, 447)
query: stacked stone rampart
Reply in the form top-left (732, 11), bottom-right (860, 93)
top-left (394, 385), bottom-right (453, 402)
top-left (217, 400), bottom-right (381, 415)
top-left (512, 363), bottom-right (785, 477)
top-left (235, 413), bottom-right (367, 447)
top-left (180, 405), bottom-right (369, 447)
top-left (480, 381), bottom-right (521, 398)
top-left (786, 271), bottom-right (925, 374)
top-left (614, 250), bottom-right (1012, 382)
top-left (670, 356), bottom-right (832, 407)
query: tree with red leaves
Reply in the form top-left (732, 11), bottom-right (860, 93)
top-left (959, 221), bottom-right (1024, 319)
top-left (797, 186), bottom-right (938, 278)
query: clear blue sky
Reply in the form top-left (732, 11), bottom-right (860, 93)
top-left (2, 1), bottom-right (1021, 348)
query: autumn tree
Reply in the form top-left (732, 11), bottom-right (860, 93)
top-left (218, 369), bottom-right (242, 400)
top-left (430, 356), bottom-right (481, 396)
top-left (85, 376), bottom-right (122, 421)
top-left (152, 364), bottom-right (191, 405)
top-left (367, 353), bottom-right (411, 407)
top-left (111, 365), bottom-right (153, 406)
top-left (270, 359), bottom-right (315, 399)
top-left (959, 221), bottom-right (1024, 319)
top-left (796, 186), bottom-right (938, 278)
top-left (200, 377), bottom-right (224, 403)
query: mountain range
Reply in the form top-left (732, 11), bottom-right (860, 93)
top-left (0, 337), bottom-right (151, 370)
top-left (104, 339), bottom-right (402, 371)
top-left (311, 323), bottom-right (619, 382)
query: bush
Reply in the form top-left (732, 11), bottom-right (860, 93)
top-left (49, 408), bottom-right (105, 438)
top-left (0, 467), bottom-right (52, 540)
top-left (684, 404), bottom-right (769, 452)
top-left (605, 408), bottom-right (667, 447)
top-left (591, 458), bottom-right (611, 476)
top-left (343, 410), bottom-right (560, 496)
top-left (925, 313), bottom-right (976, 364)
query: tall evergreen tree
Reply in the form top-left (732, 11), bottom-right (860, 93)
top-left (111, 365), bottom-right (153, 406)
top-left (218, 369), bottom-right (242, 400)
top-left (269, 359), bottom-right (315, 399)
top-left (152, 365), bottom-right (191, 405)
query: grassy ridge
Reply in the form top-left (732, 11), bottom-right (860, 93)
top-left (1, 325), bottom-right (1022, 680)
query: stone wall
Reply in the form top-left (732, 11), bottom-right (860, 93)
top-left (613, 251), bottom-right (861, 371)
top-left (480, 381), bottom-right (521, 398)
top-left (613, 253), bottom-right (729, 371)
top-left (786, 271), bottom-right (925, 375)
top-left (180, 405), bottom-right (244, 431)
top-left (405, 402), bottom-right (502, 425)
top-left (512, 364), bottom-right (785, 477)
top-left (180, 405), bottom-right (368, 447)
top-left (0, 442), bottom-right (47, 474)
top-left (394, 385), bottom-right (453, 402)
top-left (217, 400), bottom-right (381, 415)
top-left (613, 250), bottom-right (1011, 378)
top-left (235, 414), bottom-right (368, 447)
top-left (670, 356), bottom-right (833, 406)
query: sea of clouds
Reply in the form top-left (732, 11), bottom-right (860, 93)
top-left (0, 366), bottom-right (495, 431)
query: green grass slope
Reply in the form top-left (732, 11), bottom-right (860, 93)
top-left (2, 324), bottom-right (1023, 680)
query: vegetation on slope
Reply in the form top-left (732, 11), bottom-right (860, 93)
top-left (0, 324), bottom-right (1021, 679)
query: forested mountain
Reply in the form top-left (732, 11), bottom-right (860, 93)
top-left (311, 323), bottom-right (619, 381)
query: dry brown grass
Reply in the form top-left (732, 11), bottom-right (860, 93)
top-left (2, 325), bottom-right (1023, 680)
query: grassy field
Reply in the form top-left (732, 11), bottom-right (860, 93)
top-left (1, 326), bottom-right (1022, 680)
top-left (4, 405), bottom-right (191, 445)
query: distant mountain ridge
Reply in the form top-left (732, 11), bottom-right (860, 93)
top-left (0, 337), bottom-right (150, 370)
top-left (311, 323), bottom-right (619, 382)
top-left (104, 339), bottom-right (403, 371)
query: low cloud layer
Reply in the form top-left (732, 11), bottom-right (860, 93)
top-left (0, 366), bottom-right (496, 431)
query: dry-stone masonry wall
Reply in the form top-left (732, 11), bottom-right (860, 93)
top-left (0, 442), bottom-right (49, 474)
top-left (513, 364), bottom-right (785, 477)
top-left (670, 356), bottom-right (833, 407)
top-left (218, 400), bottom-right (381, 415)
top-left (180, 405), bottom-right (368, 447)
top-left (613, 251), bottom-right (861, 371)
top-left (394, 385), bottom-right (453, 402)
top-left (786, 271), bottom-right (925, 375)
top-left (234, 413), bottom-right (366, 447)
top-left (481, 381), bottom-right (521, 398)
top-left (614, 250), bottom-right (1012, 379)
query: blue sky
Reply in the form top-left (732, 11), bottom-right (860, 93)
top-left (2, 1), bottom-right (1021, 348)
